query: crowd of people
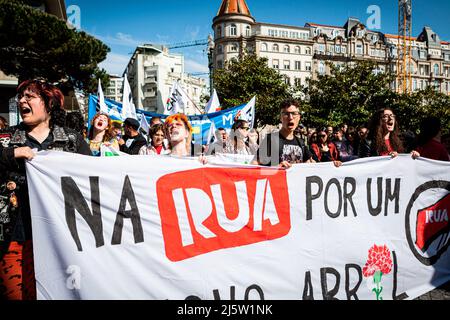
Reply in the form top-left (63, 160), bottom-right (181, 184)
top-left (0, 79), bottom-right (449, 300)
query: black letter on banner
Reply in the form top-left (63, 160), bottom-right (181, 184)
top-left (367, 178), bottom-right (383, 216)
top-left (344, 178), bottom-right (357, 217)
top-left (244, 285), bottom-right (264, 300)
top-left (61, 177), bottom-right (104, 251)
top-left (302, 271), bottom-right (314, 300)
top-left (320, 268), bottom-right (340, 300)
top-left (325, 179), bottom-right (342, 218)
top-left (111, 175), bottom-right (144, 245)
top-left (392, 251), bottom-right (409, 300)
top-left (306, 176), bottom-right (323, 221)
top-left (384, 178), bottom-right (400, 216)
top-left (213, 286), bottom-right (235, 300)
top-left (345, 264), bottom-right (362, 300)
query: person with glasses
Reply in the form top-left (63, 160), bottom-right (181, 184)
top-left (0, 79), bottom-right (91, 300)
top-left (224, 116), bottom-right (258, 155)
top-left (359, 107), bottom-right (419, 159)
top-left (254, 99), bottom-right (314, 168)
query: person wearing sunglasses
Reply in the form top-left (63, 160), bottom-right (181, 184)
top-left (310, 128), bottom-right (342, 167)
top-left (0, 79), bottom-right (91, 300)
top-left (254, 99), bottom-right (314, 168)
top-left (224, 117), bottom-right (258, 155)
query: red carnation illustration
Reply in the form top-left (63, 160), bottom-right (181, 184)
top-left (363, 245), bottom-right (393, 300)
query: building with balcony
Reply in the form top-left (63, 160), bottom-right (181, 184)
top-left (104, 75), bottom-right (124, 103)
top-left (212, 0), bottom-right (450, 95)
top-left (125, 44), bottom-right (207, 114)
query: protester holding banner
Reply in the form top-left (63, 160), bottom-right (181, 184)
top-left (118, 117), bottom-right (147, 155)
top-left (0, 79), bottom-right (91, 300)
top-left (139, 123), bottom-right (169, 155)
top-left (163, 113), bottom-right (193, 157)
top-left (359, 107), bottom-right (420, 159)
top-left (87, 112), bottom-right (119, 157)
top-left (254, 99), bottom-right (315, 168)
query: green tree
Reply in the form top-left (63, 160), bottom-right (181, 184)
top-left (394, 87), bottom-right (450, 135)
top-left (0, 0), bottom-right (110, 93)
top-left (301, 61), bottom-right (396, 129)
top-left (213, 54), bottom-right (292, 126)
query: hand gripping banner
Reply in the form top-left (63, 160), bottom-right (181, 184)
top-left (25, 153), bottom-right (449, 300)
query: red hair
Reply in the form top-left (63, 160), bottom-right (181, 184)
top-left (17, 79), bottom-right (64, 113)
top-left (164, 113), bottom-right (193, 153)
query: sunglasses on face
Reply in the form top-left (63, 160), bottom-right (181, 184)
top-left (240, 127), bottom-right (250, 131)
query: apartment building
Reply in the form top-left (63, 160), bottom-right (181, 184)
top-left (125, 44), bottom-right (207, 114)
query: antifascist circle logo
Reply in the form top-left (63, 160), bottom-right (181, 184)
top-left (405, 180), bottom-right (450, 266)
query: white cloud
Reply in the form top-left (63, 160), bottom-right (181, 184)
top-left (185, 59), bottom-right (209, 74)
top-left (93, 32), bottom-right (150, 48)
top-left (99, 52), bottom-right (130, 75)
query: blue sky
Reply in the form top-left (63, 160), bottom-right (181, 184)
top-left (65, 0), bottom-right (450, 76)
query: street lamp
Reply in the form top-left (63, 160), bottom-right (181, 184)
top-left (207, 34), bottom-right (215, 96)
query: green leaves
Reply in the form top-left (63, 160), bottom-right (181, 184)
top-left (0, 0), bottom-right (110, 93)
top-left (213, 55), bottom-right (292, 126)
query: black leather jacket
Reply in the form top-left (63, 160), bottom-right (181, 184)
top-left (0, 124), bottom-right (91, 259)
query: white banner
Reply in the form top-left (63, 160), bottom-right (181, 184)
top-left (26, 153), bottom-right (450, 300)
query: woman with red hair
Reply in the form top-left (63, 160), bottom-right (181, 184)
top-left (163, 113), bottom-right (193, 157)
top-left (163, 114), bottom-right (207, 164)
top-left (0, 79), bottom-right (91, 300)
top-left (87, 112), bottom-right (119, 156)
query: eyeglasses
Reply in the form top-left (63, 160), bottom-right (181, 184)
top-left (240, 127), bottom-right (250, 131)
top-left (15, 93), bottom-right (40, 103)
top-left (382, 114), bottom-right (396, 120)
top-left (282, 111), bottom-right (300, 118)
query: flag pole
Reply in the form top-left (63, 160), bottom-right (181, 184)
top-left (177, 81), bottom-right (204, 115)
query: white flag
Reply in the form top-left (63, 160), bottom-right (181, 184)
top-left (236, 96), bottom-right (256, 129)
top-left (122, 74), bottom-right (137, 120)
top-left (204, 89), bottom-right (221, 114)
top-left (164, 81), bottom-right (188, 115)
top-left (97, 79), bottom-right (109, 114)
top-left (206, 120), bottom-right (217, 145)
top-left (139, 114), bottom-right (150, 135)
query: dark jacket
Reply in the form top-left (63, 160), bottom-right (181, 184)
top-left (120, 134), bottom-right (147, 155)
top-left (358, 138), bottom-right (377, 158)
top-left (0, 124), bottom-right (91, 259)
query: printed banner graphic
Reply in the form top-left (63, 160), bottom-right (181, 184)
top-left (26, 153), bottom-right (450, 300)
top-left (88, 95), bottom-right (254, 145)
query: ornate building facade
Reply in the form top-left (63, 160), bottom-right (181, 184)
top-left (212, 0), bottom-right (450, 95)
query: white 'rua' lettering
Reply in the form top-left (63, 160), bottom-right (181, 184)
top-left (425, 209), bottom-right (448, 224)
top-left (172, 179), bottom-right (281, 246)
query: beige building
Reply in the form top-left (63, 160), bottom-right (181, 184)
top-left (104, 75), bottom-right (124, 103)
top-left (213, 0), bottom-right (314, 88)
top-left (213, 0), bottom-right (450, 95)
top-left (125, 44), bottom-right (207, 114)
